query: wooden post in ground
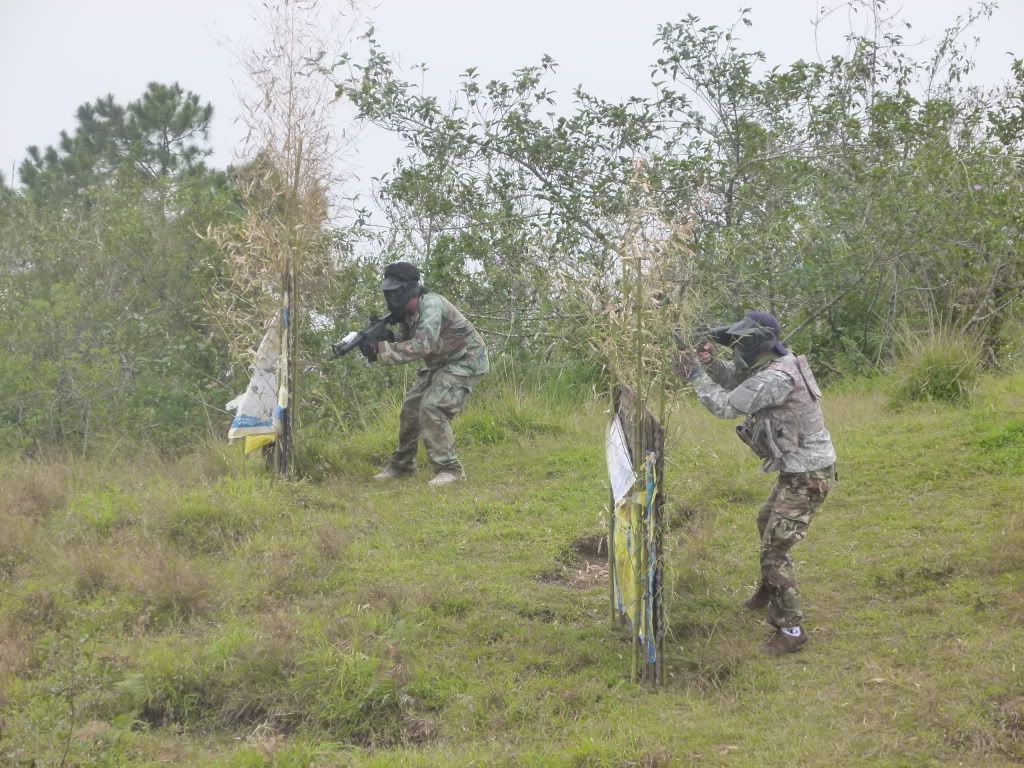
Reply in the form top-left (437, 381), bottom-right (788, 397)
top-left (275, 141), bottom-right (303, 478)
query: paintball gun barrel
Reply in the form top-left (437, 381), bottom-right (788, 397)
top-left (328, 313), bottom-right (399, 360)
top-left (672, 324), bottom-right (732, 351)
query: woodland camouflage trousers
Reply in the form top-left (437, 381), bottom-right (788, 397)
top-left (757, 465), bottom-right (835, 628)
top-left (390, 367), bottom-right (481, 474)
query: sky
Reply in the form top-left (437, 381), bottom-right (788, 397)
top-left (1, 0), bottom-right (1021, 191)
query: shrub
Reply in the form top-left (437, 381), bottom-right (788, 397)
top-left (889, 332), bottom-right (981, 407)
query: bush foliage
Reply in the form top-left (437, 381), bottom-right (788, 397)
top-left (1, 6), bottom-right (1022, 455)
top-left (889, 333), bottom-right (982, 407)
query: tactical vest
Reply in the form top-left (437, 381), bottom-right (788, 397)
top-left (737, 354), bottom-right (826, 462)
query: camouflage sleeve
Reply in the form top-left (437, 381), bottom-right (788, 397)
top-left (376, 299), bottom-right (443, 366)
top-left (692, 368), bottom-right (794, 419)
top-left (704, 357), bottom-right (744, 389)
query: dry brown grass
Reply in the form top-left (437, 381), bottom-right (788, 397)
top-left (12, 588), bottom-right (68, 630)
top-left (825, 388), bottom-right (888, 433)
top-left (0, 634), bottom-right (30, 677)
top-left (121, 548), bottom-right (215, 628)
top-left (1, 460), bottom-right (72, 519)
top-left (359, 583), bottom-right (423, 616)
top-left (69, 547), bottom-right (119, 598)
top-left (315, 519), bottom-right (348, 560)
top-left (169, 443), bottom-right (241, 487)
top-left (254, 542), bottom-right (321, 602)
top-left (0, 516), bottom-right (36, 577)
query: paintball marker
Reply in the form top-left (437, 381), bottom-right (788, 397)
top-left (328, 313), bottom-right (399, 360)
top-left (672, 324), bottom-right (730, 352)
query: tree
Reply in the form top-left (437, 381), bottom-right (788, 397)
top-left (0, 85), bottom-right (233, 453)
top-left (19, 82), bottom-right (213, 200)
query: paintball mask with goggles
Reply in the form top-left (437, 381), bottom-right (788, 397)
top-left (709, 311), bottom-right (789, 369)
top-left (381, 261), bottom-right (423, 320)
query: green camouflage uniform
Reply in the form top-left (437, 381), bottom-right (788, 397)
top-left (376, 293), bottom-right (489, 474)
top-left (696, 353), bottom-right (836, 628)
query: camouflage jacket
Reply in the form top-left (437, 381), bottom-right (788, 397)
top-left (695, 353), bottom-right (836, 474)
top-left (377, 293), bottom-right (489, 377)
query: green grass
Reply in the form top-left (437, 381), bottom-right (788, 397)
top-left (1, 373), bottom-right (1023, 766)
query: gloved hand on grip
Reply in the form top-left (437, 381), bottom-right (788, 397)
top-left (366, 324), bottom-right (395, 345)
top-left (358, 337), bottom-right (379, 363)
top-left (357, 327), bottom-right (396, 363)
top-left (673, 349), bottom-right (702, 381)
top-left (696, 340), bottom-right (715, 364)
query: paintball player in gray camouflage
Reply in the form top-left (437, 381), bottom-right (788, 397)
top-left (673, 311), bottom-right (837, 655)
top-left (360, 262), bottom-right (489, 487)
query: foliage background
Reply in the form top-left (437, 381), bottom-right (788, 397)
top-left (0, 1), bottom-right (1022, 454)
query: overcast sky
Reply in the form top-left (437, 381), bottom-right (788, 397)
top-left (2, 0), bottom-right (1021, 190)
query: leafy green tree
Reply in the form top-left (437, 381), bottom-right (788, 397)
top-left (338, 2), bottom-right (1023, 372)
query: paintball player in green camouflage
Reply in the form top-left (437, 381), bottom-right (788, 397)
top-left (673, 311), bottom-right (837, 655)
top-left (359, 262), bottom-right (489, 487)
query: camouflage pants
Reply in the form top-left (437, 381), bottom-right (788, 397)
top-left (390, 367), bottom-right (480, 474)
top-left (756, 465), bottom-right (835, 628)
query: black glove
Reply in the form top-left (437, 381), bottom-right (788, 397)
top-left (358, 336), bottom-right (379, 363)
top-left (357, 327), bottom-right (395, 363)
top-left (368, 327), bottom-right (396, 345)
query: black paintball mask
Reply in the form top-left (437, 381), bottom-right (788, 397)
top-left (709, 311), bottom-right (788, 369)
top-left (381, 261), bottom-right (423, 320)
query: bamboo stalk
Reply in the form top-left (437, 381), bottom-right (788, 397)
top-left (631, 232), bottom-right (646, 685)
top-left (608, 485), bottom-right (616, 625)
top-left (656, 394), bottom-right (666, 686)
top-left (286, 140), bottom-right (302, 479)
top-left (608, 379), bottom-right (617, 626)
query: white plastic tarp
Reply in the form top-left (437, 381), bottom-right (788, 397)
top-left (226, 313), bottom-right (282, 440)
top-left (606, 415), bottom-right (635, 505)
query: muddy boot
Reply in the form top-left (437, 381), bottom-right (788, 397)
top-left (428, 469), bottom-right (465, 487)
top-left (765, 626), bottom-right (808, 655)
top-left (743, 581), bottom-right (773, 611)
top-left (374, 466), bottom-right (413, 481)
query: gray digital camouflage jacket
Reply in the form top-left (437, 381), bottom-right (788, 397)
top-left (695, 353), bottom-right (836, 474)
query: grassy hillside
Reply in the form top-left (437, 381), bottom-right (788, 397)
top-left (1, 374), bottom-right (1023, 767)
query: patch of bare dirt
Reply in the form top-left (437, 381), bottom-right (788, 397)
top-left (541, 533), bottom-right (609, 589)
